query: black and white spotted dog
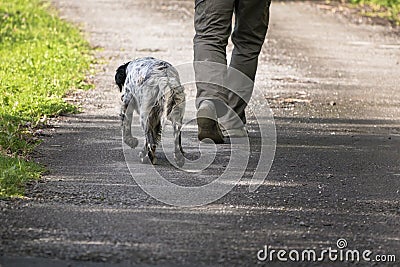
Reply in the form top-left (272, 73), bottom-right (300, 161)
top-left (115, 57), bottom-right (185, 166)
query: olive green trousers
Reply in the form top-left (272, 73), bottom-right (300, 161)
top-left (194, 0), bottom-right (271, 128)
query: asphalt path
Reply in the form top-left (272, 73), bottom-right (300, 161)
top-left (1, 0), bottom-right (399, 266)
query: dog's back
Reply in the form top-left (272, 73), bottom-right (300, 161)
top-left (116, 57), bottom-right (185, 165)
top-left (122, 57), bottom-right (184, 142)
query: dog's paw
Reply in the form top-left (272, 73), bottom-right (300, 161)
top-left (148, 151), bottom-right (157, 165)
top-left (140, 155), bottom-right (151, 165)
top-left (124, 137), bottom-right (138, 148)
top-left (174, 153), bottom-right (185, 168)
top-left (139, 151), bottom-right (157, 165)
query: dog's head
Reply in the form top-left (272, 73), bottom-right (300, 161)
top-left (115, 62), bottom-right (130, 92)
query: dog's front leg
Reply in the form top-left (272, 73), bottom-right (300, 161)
top-left (122, 100), bottom-right (138, 149)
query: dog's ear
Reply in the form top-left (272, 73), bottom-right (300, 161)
top-left (115, 62), bottom-right (130, 92)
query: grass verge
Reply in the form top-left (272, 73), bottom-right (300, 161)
top-left (348, 0), bottom-right (400, 25)
top-left (0, 0), bottom-right (94, 198)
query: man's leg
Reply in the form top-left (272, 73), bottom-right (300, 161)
top-left (193, 0), bottom-right (235, 142)
top-left (193, 0), bottom-right (235, 109)
top-left (222, 0), bottom-right (271, 131)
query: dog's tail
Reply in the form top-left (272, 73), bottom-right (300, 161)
top-left (141, 77), bottom-right (168, 147)
top-left (144, 72), bottom-right (185, 146)
top-left (162, 69), bottom-right (185, 121)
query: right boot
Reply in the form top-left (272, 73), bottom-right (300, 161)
top-left (197, 100), bottom-right (225, 144)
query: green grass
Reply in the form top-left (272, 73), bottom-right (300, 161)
top-left (0, 155), bottom-right (44, 197)
top-left (0, 0), bottom-right (94, 197)
top-left (349, 0), bottom-right (400, 25)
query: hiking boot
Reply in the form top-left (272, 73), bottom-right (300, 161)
top-left (197, 100), bottom-right (225, 144)
top-left (222, 126), bottom-right (248, 138)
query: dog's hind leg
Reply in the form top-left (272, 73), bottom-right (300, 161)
top-left (139, 107), bottom-right (160, 165)
top-left (122, 99), bottom-right (139, 149)
top-left (168, 105), bottom-right (185, 167)
top-left (139, 132), bottom-right (158, 165)
top-left (173, 121), bottom-right (185, 167)
top-left (167, 92), bottom-right (185, 167)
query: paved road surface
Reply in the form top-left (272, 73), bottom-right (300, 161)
top-left (1, 0), bottom-right (399, 266)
